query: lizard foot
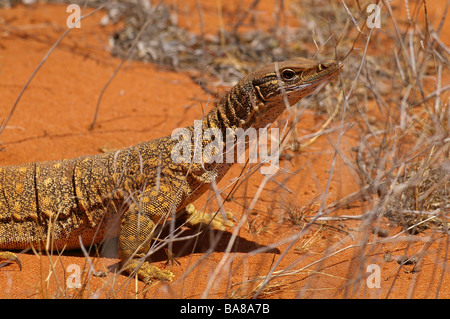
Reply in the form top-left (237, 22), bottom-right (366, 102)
top-left (0, 251), bottom-right (22, 270)
top-left (124, 259), bottom-right (174, 285)
top-left (184, 204), bottom-right (234, 231)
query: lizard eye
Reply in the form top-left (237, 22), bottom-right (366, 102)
top-left (281, 69), bottom-right (296, 81)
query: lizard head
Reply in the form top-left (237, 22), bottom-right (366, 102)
top-left (234, 57), bottom-right (341, 129)
top-left (209, 57), bottom-right (341, 131)
top-left (252, 57), bottom-right (342, 105)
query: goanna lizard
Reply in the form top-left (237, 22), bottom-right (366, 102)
top-left (0, 57), bottom-right (341, 283)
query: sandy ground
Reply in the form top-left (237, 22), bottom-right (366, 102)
top-left (0, 1), bottom-right (449, 298)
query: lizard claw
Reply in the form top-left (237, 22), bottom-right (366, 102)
top-left (124, 259), bottom-right (174, 284)
top-left (0, 252), bottom-right (22, 271)
top-left (185, 204), bottom-right (234, 231)
top-left (140, 264), bottom-right (175, 284)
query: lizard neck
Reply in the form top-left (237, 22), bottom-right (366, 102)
top-left (205, 81), bottom-right (255, 134)
top-left (203, 79), bottom-right (278, 135)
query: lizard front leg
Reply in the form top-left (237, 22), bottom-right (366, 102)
top-left (118, 188), bottom-right (177, 284)
top-left (118, 184), bottom-right (234, 283)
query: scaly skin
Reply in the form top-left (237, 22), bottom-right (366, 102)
top-left (0, 57), bottom-right (341, 283)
